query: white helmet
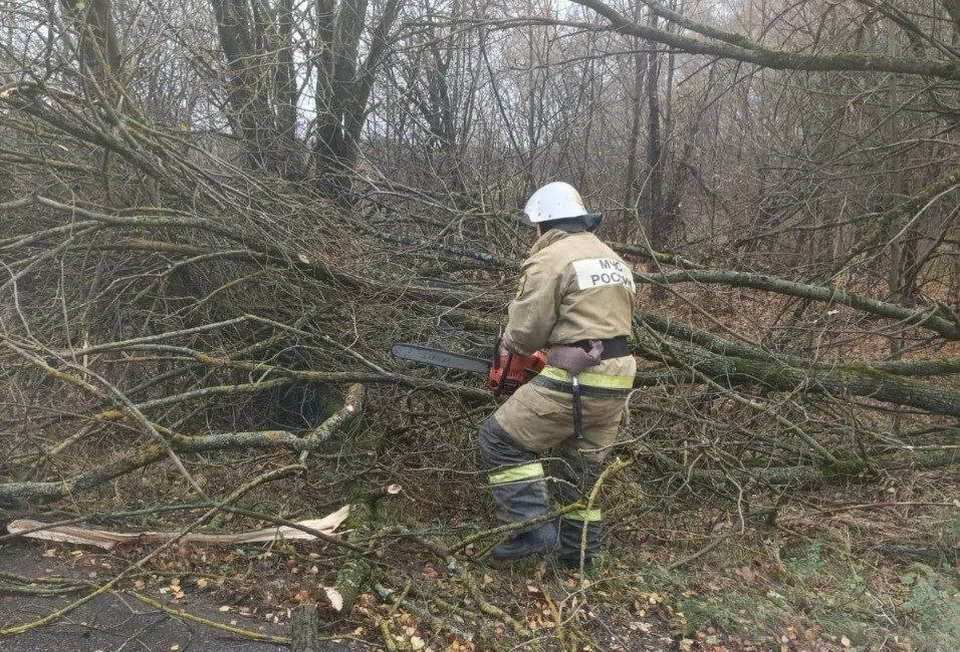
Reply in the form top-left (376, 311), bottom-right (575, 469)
top-left (522, 182), bottom-right (600, 226)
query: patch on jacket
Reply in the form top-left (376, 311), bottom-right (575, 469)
top-left (572, 258), bottom-right (636, 292)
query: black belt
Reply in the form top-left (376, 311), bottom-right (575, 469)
top-left (562, 336), bottom-right (630, 360)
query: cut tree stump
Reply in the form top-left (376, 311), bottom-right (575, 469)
top-left (289, 604), bottom-right (320, 652)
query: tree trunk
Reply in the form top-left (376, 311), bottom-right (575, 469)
top-left (635, 313), bottom-right (960, 418)
top-left (645, 14), bottom-right (668, 299)
top-left (289, 604), bottom-right (321, 652)
top-left (61, 0), bottom-right (121, 83)
top-left (622, 41), bottom-right (647, 242)
top-left (213, 0), bottom-right (280, 171)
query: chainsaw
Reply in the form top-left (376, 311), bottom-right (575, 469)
top-left (391, 330), bottom-right (546, 397)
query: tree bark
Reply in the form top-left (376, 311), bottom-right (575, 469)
top-left (634, 319), bottom-right (960, 418)
top-left (942, 0), bottom-right (960, 34)
top-left (289, 604), bottom-right (321, 652)
top-left (60, 0), bottom-right (121, 81)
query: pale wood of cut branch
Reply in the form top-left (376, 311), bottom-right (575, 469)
top-left (6, 505), bottom-right (351, 550)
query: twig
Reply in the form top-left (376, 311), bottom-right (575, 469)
top-left (126, 591), bottom-right (291, 645)
top-left (666, 525), bottom-right (745, 571)
top-left (2, 339), bottom-right (209, 499)
top-left (577, 458), bottom-right (633, 586)
top-left (375, 581), bottom-right (478, 642)
top-left (299, 383), bottom-right (366, 464)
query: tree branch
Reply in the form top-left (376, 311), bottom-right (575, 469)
top-left (568, 0), bottom-right (960, 80)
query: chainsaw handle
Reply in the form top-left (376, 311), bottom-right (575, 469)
top-left (493, 351), bottom-right (512, 397)
top-left (490, 327), bottom-right (507, 397)
top-left (492, 327), bottom-right (505, 363)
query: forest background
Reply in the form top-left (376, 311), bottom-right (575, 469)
top-left (0, 1), bottom-right (957, 650)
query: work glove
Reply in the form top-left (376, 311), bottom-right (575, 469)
top-left (546, 340), bottom-right (603, 376)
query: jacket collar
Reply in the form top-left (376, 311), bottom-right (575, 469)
top-left (529, 228), bottom-right (582, 255)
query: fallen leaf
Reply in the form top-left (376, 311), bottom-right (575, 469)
top-left (421, 563), bottom-right (439, 581)
top-left (737, 566), bottom-right (756, 584)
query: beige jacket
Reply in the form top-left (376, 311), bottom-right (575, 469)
top-left (494, 228), bottom-right (637, 457)
top-left (503, 229), bottom-right (635, 354)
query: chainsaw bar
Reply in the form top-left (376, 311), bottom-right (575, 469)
top-left (391, 343), bottom-right (490, 375)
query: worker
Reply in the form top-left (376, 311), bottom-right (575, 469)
top-left (478, 181), bottom-right (637, 572)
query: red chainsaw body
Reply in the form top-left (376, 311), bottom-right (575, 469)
top-left (487, 349), bottom-right (546, 395)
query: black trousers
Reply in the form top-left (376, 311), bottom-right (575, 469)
top-left (478, 415), bottom-right (602, 558)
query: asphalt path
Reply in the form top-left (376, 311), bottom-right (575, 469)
top-left (0, 541), bottom-right (354, 651)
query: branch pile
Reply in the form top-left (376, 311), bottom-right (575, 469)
top-left (0, 18), bottom-right (957, 647)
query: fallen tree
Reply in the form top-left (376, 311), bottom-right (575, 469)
top-left (634, 311), bottom-right (960, 418)
top-left (0, 6), bottom-right (957, 647)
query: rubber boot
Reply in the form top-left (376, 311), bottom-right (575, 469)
top-left (553, 453), bottom-right (602, 573)
top-left (556, 516), bottom-right (601, 573)
top-left (491, 522), bottom-right (558, 561)
top-left (486, 474), bottom-right (558, 561)
top-left (478, 417), bottom-right (556, 562)
top-left (556, 554), bottom-right (594, 575)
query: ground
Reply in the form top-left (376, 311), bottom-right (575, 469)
top-left (3, 493), bottom-right (956, 652)
top-left (0, 540), bottom-right (364, 651)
